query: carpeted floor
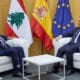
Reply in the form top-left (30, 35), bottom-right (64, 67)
top-left (0, 64), bottom-right (80, 80)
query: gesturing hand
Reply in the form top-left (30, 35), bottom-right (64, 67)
top-left (55, 35), bottom-right (62, 41)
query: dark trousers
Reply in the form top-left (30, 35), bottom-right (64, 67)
top-left (54, 43), bottom-right (79, 70)
top-left (0, 47), bottom-right (25, 73)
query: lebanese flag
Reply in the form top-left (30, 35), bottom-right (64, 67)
top-left (30, 0), bottom-right (53, 51)
top-left (5, 0), bottom-right (33, 46)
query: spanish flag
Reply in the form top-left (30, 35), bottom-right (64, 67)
top-left (30, 0), bottom-right (53, 51)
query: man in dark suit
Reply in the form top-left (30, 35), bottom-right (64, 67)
top-left (49, 27), bottom-right (80, 75)
top-left (0, 35), bottom-right (32, 77)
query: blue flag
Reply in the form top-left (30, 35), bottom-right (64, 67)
top-left (52, 0), bottom-right (75, 37)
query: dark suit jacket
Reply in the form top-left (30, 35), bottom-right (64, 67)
top-left (63, 28), bottom-right (80, 37)
top-left (63, 28), bottom-right (80, 42)
top-left (0, 35), bottom-right (7, 41)
top-left (0, 35), bottom-right (8, 55)
top-left (62, 28), bottom-right (80, 51)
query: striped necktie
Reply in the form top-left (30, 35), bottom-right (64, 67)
top-left (71, 30), bottom-right (79, 43)
top-left (74, 32), bottom-right (80, 43)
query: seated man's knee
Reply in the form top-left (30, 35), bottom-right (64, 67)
top-left (16, 47), bottom-right (25, 57)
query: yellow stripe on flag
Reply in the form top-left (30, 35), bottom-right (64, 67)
top-left (33, 0), bottom-right (53, 39)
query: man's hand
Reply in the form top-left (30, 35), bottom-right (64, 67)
top-left (55, 35), bottom-right (62, 41)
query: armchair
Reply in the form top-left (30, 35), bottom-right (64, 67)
top-left (0, 38), bottom-right (29, 73)
top-left (53, 37), bottom-right (80, 69)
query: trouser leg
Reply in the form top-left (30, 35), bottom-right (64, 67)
top-left (4, 48), bottom-right (21, 73)
top-left (14, 47), bottom-right (25, 72)
top-left (65, 44), bottom-right (79, 70)
top-left (53, 47), bottom-right (66, 70)
top-left (66, 53), bottom-right (73, 70)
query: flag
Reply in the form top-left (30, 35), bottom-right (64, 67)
top-left (30, 0), bottom-right (53, 51)
top-left (52, 0), bottom-right (75, 37)
top-left (5, 0), bottom-right (33, 46)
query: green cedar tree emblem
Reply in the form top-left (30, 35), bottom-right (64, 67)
top-left (8, 12), bottom-right (24, 29)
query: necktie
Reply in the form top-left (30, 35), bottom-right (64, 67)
top-left (71, 30), bottom-right (79, 43)
top-left (74, 32), bottom-right (80, 43)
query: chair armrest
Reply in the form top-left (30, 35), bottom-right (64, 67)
top-left (53, 37), bottom-right (72, 55)
top-left (6, 38), bottom-right (29, 57)
top-left (6, 38), bottom-right (28, 47)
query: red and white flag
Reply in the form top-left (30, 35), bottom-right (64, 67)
top-left (5, 0), bottom-right (33, 46)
